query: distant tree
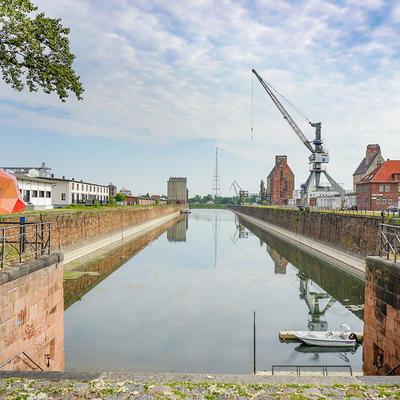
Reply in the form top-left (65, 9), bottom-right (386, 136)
top-left (202, 194), bottom-right (213, 203)
top-left (115, 193), bottom-right (125, 202)
top-left (0, 0), bottom-right (84, 101)
top-left (260, 180), bottom-right (266, 202)
top-left (155, 198), bottom-right (159, 205)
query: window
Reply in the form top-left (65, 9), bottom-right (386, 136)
top-left (81, 184), bottom-right (84, 191)
top-left (379, 185), bottom-right (384, 192)
top-left (385, 185), bottom-right (390, 192)
top-left (90, 186), bottom-right (92, 192)
top-left (39, 191), bottom-right (45, 198)
top-left (388, 198), bottom-right (393, 205)
top-left (86, 185), bottom-right (88, 191)
top-left (61, 193), bottom-right (66, 201)
top-left (376, 198), bottom-right (380, 205)
top-left (46, 191), bottom-right (51, 198)
top-left (32, 190), bottom-right (38, 197)
top-left (72, 182), bottom-right (74, 190)
top-left (382, 198), bottom-right (387, 205)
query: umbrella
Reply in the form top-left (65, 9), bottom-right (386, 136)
top-left (0, 170), bottom-right (26, 213)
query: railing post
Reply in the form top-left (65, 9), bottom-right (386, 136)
top-left (1, 227), bottom-right (5, 270)
top-left (19, 217), bottom-right (26, 262)
top-left (40, 221), bottom-right (45, 256)
top-left (48, 223), bottom-right (51, 255)
top-left (35, 224), bottom-right (38, 259)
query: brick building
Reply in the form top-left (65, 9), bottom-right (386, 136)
top-left (356, 160), bottom-right (400, 210)
top-left (353, 144), bottom-right (385, 191)
top-left (266, 155), bottom-right (294, 206)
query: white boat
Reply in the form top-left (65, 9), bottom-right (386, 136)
top-left (295, 324), bottom-right (357, 347)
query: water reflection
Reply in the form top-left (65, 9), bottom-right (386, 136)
top-left (64, 209), bottom-right (364, 372)
top-left (167, 216), bottom-right (188, 242)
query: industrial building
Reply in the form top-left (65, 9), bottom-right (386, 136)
top-left (353, 144), bottom-right (384, 191)
top-left (266, 156), bottom-right (294, 206)
top-left (167, 177), bottom-right (188, 204)
top-left (356, 160), bottom-right (400, 211)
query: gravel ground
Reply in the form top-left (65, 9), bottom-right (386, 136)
top-left (1, 375), bottom-right (400, 400)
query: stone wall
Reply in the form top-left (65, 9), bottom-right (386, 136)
top-left (230, 206), bottom-right (382, 257)
top-left (363, 257), bottom-right (400, 375)
top-left (0, 254), bottom-right (64, 371)
top-left (3, 205), bottom-right (181, 253)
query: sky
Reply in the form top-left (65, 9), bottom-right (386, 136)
top-left (1, 0), bottom-right (400, 196)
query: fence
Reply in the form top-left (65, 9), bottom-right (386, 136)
top-left (379, 224), bottom-right (400, 262)
top-left (0, 219), bottom-right (51, 269)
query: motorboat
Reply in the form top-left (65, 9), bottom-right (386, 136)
top-left (295, 324), bottom-right (358, 347)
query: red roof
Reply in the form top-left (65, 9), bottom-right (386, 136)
top-left (359, 160), bottom-right (400, 183)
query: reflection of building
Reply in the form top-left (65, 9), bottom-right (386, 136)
top-left (266, 156), bottom-right (294, 206)
top-left (167, 177), bottom-right (188, 204)
top-left (266, 245), bottom-right (288, 274)
top-left (167, 216), bottom-right (188, 242)
top-left (298, 273), bottom-right (336, 331)
top-left (353, 144), bottom-right (384, 191)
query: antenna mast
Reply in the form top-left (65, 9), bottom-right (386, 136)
top-left (213, 147), bottom-right (221, 199)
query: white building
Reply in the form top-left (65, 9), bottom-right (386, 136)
top-left (14, 173), bottom-right (54, 210)
top-left (41, 177), bottom-right (109, 208)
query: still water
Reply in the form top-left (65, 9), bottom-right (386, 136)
top-left (64, 209), bottom-right (364, 373)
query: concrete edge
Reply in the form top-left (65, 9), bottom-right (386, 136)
top-left (63, 211), bottom-right (181, 266)
top-left (234, 211), bottom-right (366, 280)
top-left (1, 371), bottom-right (400, 386)
top-left (366, 256), bottom-right (400, 275)
top-left (0, 253), bottom-right (64, 285)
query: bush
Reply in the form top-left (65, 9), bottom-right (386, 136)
top-left (115, 193), bottom-right (125, 202)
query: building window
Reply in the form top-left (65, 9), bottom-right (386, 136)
top-left (90, 186), bottom-right (92, 192)
top-left (61, 193), bottom-right (66, 201)
top-left (46, 191), bottom-right (51, 198)
top-left (72, 183), bottom-right (74, 190)
top-left (376, 198), bottom-right (380, 205)
top-left (86, 185), bottom-right (88, 191)
top-left (379, 185), bottom-right (384, 192)
top-left (388, 198), bottom-right (393, 205)
top-left (32, 190), bottom-right (38, 197)
top-left (385, 185), bottom-right (390, 192)
top-left (382, 198), bottom-right (387, 205)
top-left (81, 184), bottom-right (84, 190)
top-left (39, 191), bottom-right (45, 198)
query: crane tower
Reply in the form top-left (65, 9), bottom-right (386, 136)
top-left (252, 69), bottom-right (345, 206)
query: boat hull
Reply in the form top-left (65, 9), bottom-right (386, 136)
top-left (295, 333), bottom-right (356, 347)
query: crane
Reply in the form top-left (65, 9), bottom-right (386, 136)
top-left (230, 180), bottom-right (249, 204)
top-left (252, 69), bottom-right (345, 206)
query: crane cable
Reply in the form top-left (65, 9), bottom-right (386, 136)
top-left (267, 80), bottom-right (312, 123)
top-left (251, 74), bottom-right (254, 140)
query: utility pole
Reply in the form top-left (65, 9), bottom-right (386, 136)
top-left (213, 147), bottom-right (221, 200)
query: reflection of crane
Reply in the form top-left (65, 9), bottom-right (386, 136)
top-left (252, 69), bottom-right (345, 206)
top-left (230, 180), bottom-right (249, 204)
top-left (230, 217), bottom-right (249, 243)
top-left (298, 272), bottom-right (336, 332)
top-left (211, 214), bottom-right (220, 268)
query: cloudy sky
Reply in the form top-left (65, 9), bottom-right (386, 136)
top-left (1, 0), bottom-right (400, 196)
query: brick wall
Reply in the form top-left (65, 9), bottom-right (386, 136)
top-left (0, 254), bottom-right (64, 371)
top-left (363, 257), bottom-right (400, 375)
top-left (230, 206), bottom-right (382, 257)
top-left (2, 205), bottom-right (181, 253)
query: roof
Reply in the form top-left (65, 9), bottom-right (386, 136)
top-left (353, 152), bottom-right (379, 176)
top-left (267, 160), bottom-right (294, 179)
top-left (358, 160), bottom-right (400, 183)
top-left (40, 177), bottom-right (108, 187)
top-left (12, 173), bottom-right (53, 184)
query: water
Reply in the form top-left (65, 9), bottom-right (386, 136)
top-left (64, 209), bottom-right (364, 373)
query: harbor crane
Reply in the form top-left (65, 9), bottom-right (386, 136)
top-left (230, 180), bottom-right (249, 204)
top-left (252, 69), bottom-right (345, 205)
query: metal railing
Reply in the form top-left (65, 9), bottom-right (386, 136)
top-left (0, 351), bottom-right (44, 371)
top-left (379, 224), bottom-right (400, 262)
top-left (271, 364), bottom-right (353, 376)
top-left (0, 220), bottom-right (51, 269)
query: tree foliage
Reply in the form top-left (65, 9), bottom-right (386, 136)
top-left (0, 0), bottom-right (84, 101)
top-left (259, 179), bottom-right (266, 201)
top-left (115, 193), bottom-right (125, 202)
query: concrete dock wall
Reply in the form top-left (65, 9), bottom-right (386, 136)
top-left (0, 254), bottom-right (64, 371)
top-left (230, 206), bottom-right (381, 257)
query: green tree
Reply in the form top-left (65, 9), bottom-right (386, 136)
top-left (260, 179), bottom-right (266, 202)
top-left (0, 0), bottom-right (84, 101)
top-left (115, 193), bottom-right (125, 202)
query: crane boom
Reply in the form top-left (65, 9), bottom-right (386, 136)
top-left (252, 69), bottom-right (314, 154)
